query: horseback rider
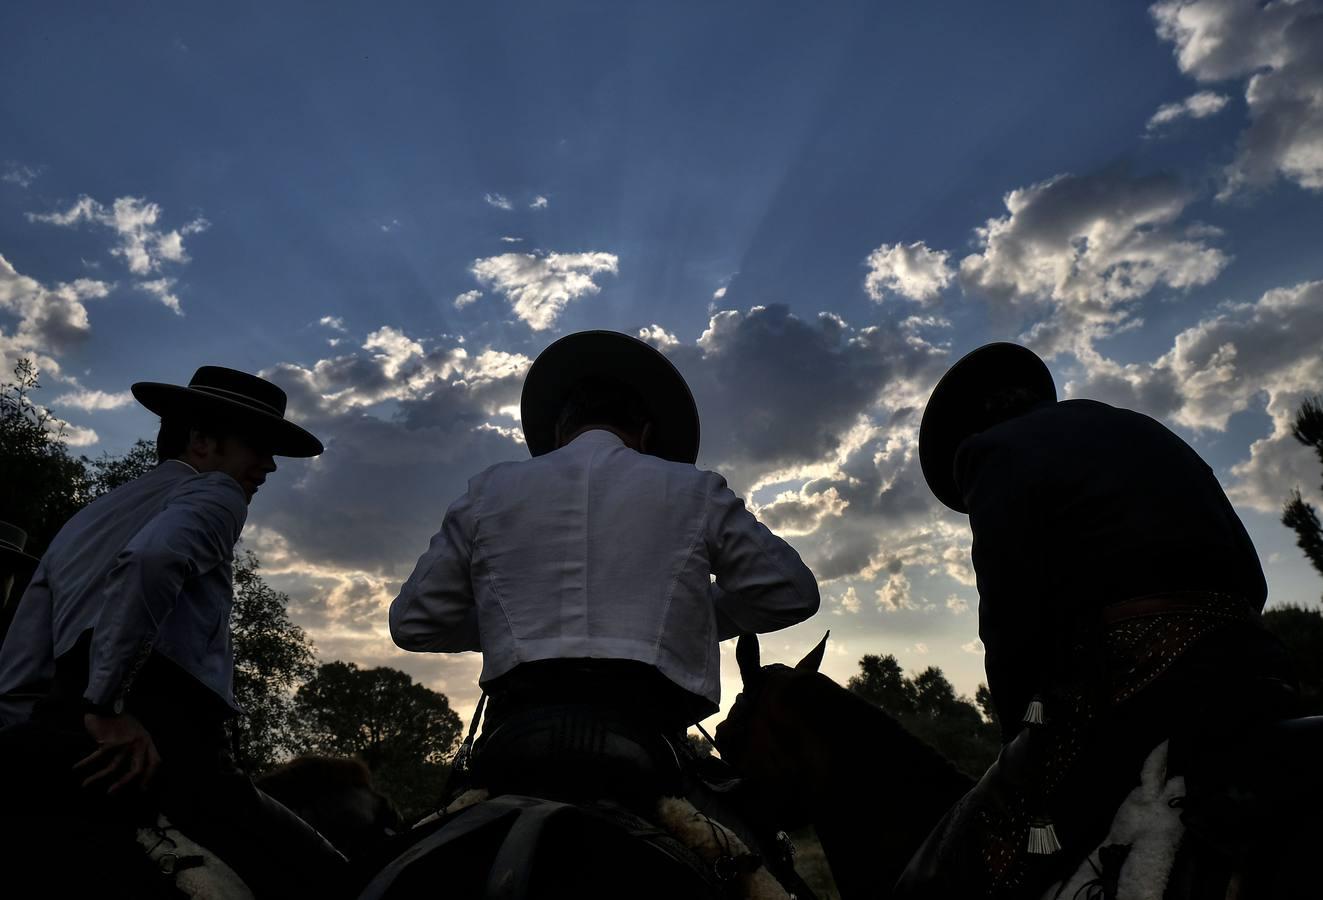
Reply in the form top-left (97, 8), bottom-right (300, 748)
top-left (898, 342), bottom-right (1301, 897)
top-left (390, 330), bottom-right (821, 811)
top-left (0, 366), bottom-right (348, 896)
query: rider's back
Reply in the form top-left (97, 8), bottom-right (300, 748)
top-left (392, 427), bottom-right (819, 714)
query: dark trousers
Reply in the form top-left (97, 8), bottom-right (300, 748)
top-left (0, 648), bottom-right (348, 898)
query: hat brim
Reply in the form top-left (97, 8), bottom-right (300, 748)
top-left (132, 383), bottom-right (324, 458)
top-left (1, 545), bottom-right (39, 569)
top-left (918, 342), bottom-right (1056, 513)
top-left (521, 331), bottom-right (700, 464)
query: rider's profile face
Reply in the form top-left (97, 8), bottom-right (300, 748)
top-left (194, 429), bottom-right (278, 502)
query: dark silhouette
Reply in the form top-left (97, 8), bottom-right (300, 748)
top-left (1283, 395), bottom-right (1323, 592)
top-left (903, 342), bottom-right (1306, 898)
top-left (256, 755), bottom-right (403, 860)
top-left (715, 633), bottom-right (974, 899)
top-left (0, 365), bottom-right (344, 896)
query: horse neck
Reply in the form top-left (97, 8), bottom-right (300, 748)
top-left (789, 677), bottom-right (974, 898)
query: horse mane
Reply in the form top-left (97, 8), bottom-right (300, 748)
top-left (779, 667), bottom-right (974, 796)
top-left (257, 755), bottom-right (375, 803)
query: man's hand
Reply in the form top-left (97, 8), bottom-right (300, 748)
top-left (74, 712), bottom-right (162, 795)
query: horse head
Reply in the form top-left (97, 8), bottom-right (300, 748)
top-left (713, 631), bottom-right (831, 827)
top-left (257, 756), bottom-right (403, 859)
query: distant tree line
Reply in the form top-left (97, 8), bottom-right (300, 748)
top-left (1, 361), bottom-right (461, 821)
top-left (846, 654), bottom-right (1000, 776)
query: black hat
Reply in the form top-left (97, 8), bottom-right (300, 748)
top-left (919, 342), bottom-right (1056, 513)
top-left (0, 521), bottom-right (39, 568)
top-left (132, 366), bottom-right (324, 458)
top-left (520, 331), bottom-right (700, 464)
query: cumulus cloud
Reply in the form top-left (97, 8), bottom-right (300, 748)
top-left (958, 169), bottom-right (1228, 354)
top-left (29, 195), bottom-right (209, 276)
top-left (137, 277), bottom-right (182, 315)
top-left (470, 251), bottom-right (619, 331)
top-left (754, 486), bottom-right (848, 537)
top-left (1070, 279), bottom-right (1323, 512)
top-left (666, 305), bottom-right (945, 480)
top-left (2, 162), bottom-right (43, 188)
top-left (530, 195), bottom-right (549, 210)
top-left (27, 194), bottom-right (208, 314)
top-left (876, 570), bottom-right (914, 612)
top-left (0, 252), bottom-right (111, 369)
top-left (945, 594), bottom-right (970, 615)
top-left (864, 241), bottom-right (955, 303)
top-left (52, 388), bottom-right (134, 411)
top-left (484, 193), bottom-right (513, 210)
top-left (1147, 90), bottom-right (1231, 132)
top-left (636, 324), bottom-right (679, 350)
top-left (1151, 0), bottom-right (1323, 194)
top-left (836, 586), bottom-right (861, 614)
top-left (319, 315), bottom-right (347, 332)
top-left (453, 289), bottom-right (483, 310)
top-left (254, 327), bottom-right (532, 573)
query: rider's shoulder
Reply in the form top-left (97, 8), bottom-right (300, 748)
top-left (168, 470), bottom-right (248, 521)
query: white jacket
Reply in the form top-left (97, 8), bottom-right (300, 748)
top-left (390, 429), bottom-right (820, 711)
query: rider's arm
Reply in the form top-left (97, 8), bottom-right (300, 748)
top-left (704, 473), bottom-right (820, 640)
top-left (84, 473), bottom-right (247, 710)
top-left (390, 489), bottom-right (480, 652)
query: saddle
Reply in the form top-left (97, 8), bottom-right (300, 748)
top-left (359, 794), bottom-right (724, 900)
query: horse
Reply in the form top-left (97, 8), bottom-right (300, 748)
top-left (713, 632), bottom-right (1323, 900)
top-left (713, 632), bottom-right (972, 898)
top-left (256, 755), bottom-right (403, 861)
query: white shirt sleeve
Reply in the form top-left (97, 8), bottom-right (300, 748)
top-left (389, 488), bottom-right (480, 652)
top-left (84, 473), bottom-right (248, 707)
top-left (704, 474), bottom-right (820, 640)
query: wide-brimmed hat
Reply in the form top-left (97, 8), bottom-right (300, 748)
top-left (0, 521), bottom-right (39, 569)
top-left (520, 331), bottom-right (700, 464)
top-left (132, 366), bottom-right (324, 458)
top-left (919, 342), bottom-right (1056, 513)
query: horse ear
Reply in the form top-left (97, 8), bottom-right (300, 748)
top-left (795, 631), bottom-right (830, 673)
top-left (736, 632), bottom-right (761, 685)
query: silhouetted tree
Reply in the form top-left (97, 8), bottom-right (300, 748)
top-left (847, 653), bottom-right (916, 715)
top-left (0, 360), bottom-right (91, 556)
top-left (1263, 605), bottom-right (1323, 716)
top-left (229, 550), bottom-right (318, 771)
top-left (86, 439), bottom-right (158, 498)
top-left (848, 654), bottom-right (999, 776)
top-left (1283, 396), bottom-right (1323, 591)
top-left (296, 661), bottom-right (463, 821)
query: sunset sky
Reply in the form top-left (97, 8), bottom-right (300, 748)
top-left (4, 0), bottom-right (1323, 730)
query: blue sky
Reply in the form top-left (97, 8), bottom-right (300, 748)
top-left (4, 0), bottom-right (1323, 726)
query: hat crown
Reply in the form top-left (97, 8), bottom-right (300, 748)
top-left (187, 366), bottom-right (288, 418)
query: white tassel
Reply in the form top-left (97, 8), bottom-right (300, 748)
top-left (1022, 696), bottom-right (1046, 725)
top-left (1027, 820), bottom-right (1061, 855)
